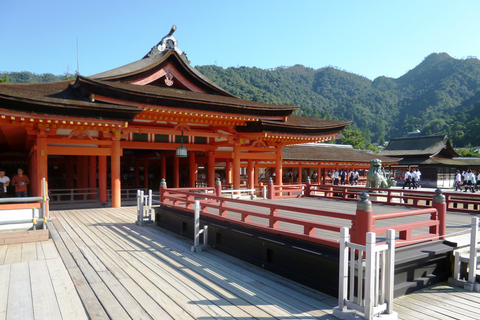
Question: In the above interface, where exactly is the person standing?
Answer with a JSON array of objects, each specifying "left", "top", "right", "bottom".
[
  {"left": 464, "top": 169, "right": 475, "bottom": 193},
  {"left": 0, "top": 169, "right": 10, "bottom": 197},
  {"left": 455, "top": 170, "right": 463, "bottom": 191},
  {"left": 11, "top": 168, "right": 29, "bottom": 197},
  {"left": 402, "top": 169, "right": 411, "bottom": 190},
  {"left": 353, "top": 169, "right": 359, "bottom": 185}
]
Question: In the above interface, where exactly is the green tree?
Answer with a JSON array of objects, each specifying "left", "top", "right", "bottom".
[{"left": 341, "top": 128, "right": 366, "bottom": 149}]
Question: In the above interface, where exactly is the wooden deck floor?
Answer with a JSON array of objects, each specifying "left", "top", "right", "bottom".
[
  {"left": 48, "top": 206, "right": 340, "bottom": 319},
  {"left": 1, "top": 198, "right": 479, "bottom": 319}
]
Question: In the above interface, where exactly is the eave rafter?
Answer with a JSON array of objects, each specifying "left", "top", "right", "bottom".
[
  {"left": 135, "top": 106, "right": 258, "bottom": 127},
  {"left": 0, "top": 112, "right": 127, "bottom": 134},
  {"left": 237, "top": 132, "right": 338, "bottom": 145}
]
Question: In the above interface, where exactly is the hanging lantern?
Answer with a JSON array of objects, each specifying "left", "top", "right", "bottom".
[{"left": 176, "top": 129, "right": 188, "bottom": 157}]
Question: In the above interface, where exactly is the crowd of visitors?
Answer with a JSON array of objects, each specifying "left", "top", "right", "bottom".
[
  {"left": 455, "top": 169, "right": 478, "bottom": 193},
  {"left": 0, "top": 168, "right": 29, "bottom": 197},
  {"left": 402, "top": 168, "right": 422, "bottom": 190}
]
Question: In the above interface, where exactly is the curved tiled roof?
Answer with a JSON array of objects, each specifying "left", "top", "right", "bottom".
[
  {"left": 237, "top": 115, "right": 350, "bottom": 135},
  {"left": 72, "top": 76, "right": 299, "bottom": 117},
  {"left": 379, "top": 135, "right": 459, "bottom": 158},
  {"left": 0, "top": 81, "right": 139, "bottom": 121},
  {"left": 283, "top": 143, "right": 399, "bottom": 163}
]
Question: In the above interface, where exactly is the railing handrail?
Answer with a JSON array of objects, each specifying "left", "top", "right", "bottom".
[
  {"left": 161, "top": 188, "right": 353, "bottom": 247},
  {"left": 373, "top": 207, "right": 437, "bottom": 220},
  {"left": 163, "top": 188, "right": 355, "bottom": 220},
  {"left": 160, "top": 184, "right": 447, "bottom": 249}
]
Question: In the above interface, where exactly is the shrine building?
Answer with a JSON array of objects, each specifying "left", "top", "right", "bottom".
[{"left": 0, "top": 26, "right": 353, "bottom": 207}]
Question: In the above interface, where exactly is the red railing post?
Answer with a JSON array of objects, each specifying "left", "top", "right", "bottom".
[
  {"left": 215, "top": 178, "right": 222, "bottom": 199},
  {"left": 353, "top": 191, "right": 373, "bottom": 246},
  {"left": 432, "top": 188, "right": 447, "bottom": 239},
  {"left": 267, "top": 178, "right": 274, "bottom": 199},
  {"left": 159, "top": 178, "right": 167, "bottom": 204}
]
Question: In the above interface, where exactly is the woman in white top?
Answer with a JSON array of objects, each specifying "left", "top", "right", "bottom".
[{"left": 455, "top": 170, "right": 462, "bottom": 191}]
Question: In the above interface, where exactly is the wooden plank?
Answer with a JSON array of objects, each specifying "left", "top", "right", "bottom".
[
  {"left": 47, "top": 215, "right": 109, "bottom": 320},
  {"left": 61, "top": 209, "right": 194, "bottom": 319},
  {"left": 35, "top": 241, "right": 45, "bottom": 260},
  {"left": 0, "top": 245, "right": 7, "bottom": 264},
  {"left": 396, "top": 292, "right": 478, "bottom": 320},
  {"left": 6, "top": 262, "right": 34, "bottom": 320},
  {"left": 78, "top": 210, "right": 228, "bottom": 319},
  {"left": 104, "top": 207, "right": 329, "bottom": 318},
  {"left": 3, "top": 244, "right": 22, "bottom": 265},
  {"left": 29, "top": 260, "right": 62, "bottom": 320},
  {"left": 45, "top": 221, "right": 77, "bottom": 269},
  {"left": 41, "top": 240, "right": 59, "bottom": 260},
  {"left": 21, "top": 242, "right": 37, "bottom": 263},
  {"left": 0, "top": 264, "right": 10, "bottom": 319},
  {"left": 107, "top": 207, "right": 337, "bottom": 317},
  {"left": 44, "top": 258, "right": 89, "bottom": 320},
  {"left": 90, "top": 282, "right": 131, "bottom": 320},
  {"left": 116, "top": 277, "right": 174, "bottom": 320},
  {"left": 66, "top": 267, "right": 109, "bottom": 320}
]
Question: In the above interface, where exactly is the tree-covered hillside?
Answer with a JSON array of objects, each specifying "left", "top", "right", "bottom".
[
  {"left": 196, "top": 53, "right": 480, "bottom": 147},
  {"left": 2, "top": 53, "right": 480, "bottom": 147}
]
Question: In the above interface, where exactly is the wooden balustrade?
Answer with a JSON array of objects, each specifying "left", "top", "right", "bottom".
[{"left": 159, "top": 181, "right": 447, "bottom": 248}]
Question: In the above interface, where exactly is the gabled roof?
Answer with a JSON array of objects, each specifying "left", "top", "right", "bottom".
[
  {"left": 72, "top": 75, "right": 299, "bottom": 117},
  {"left": 237, "top": 115, "right": 350, "bottom": 136},
  {"left": 283, "top": 143, "right": 399, "bottom": 163},
  {"left": 0, "top": 25, "right": 351, "bottom": 138},
  {"left": 0, "top": 81, "right": 139, "bottom": 121},
  {"left": 379, "top": 135, "right": 460, "bottom": 158}
]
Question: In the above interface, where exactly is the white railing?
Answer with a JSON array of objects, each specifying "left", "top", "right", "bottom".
[
  {"left": 334, "top": 227, "right": 397, "bottom": 320},
  {"left": 136, "top": 189, "right": 156, "bottom": 226},
  {"left": 49, "top": 188, "right": 98, "bottom": 203},
  {"left": 451, "top": 217, "right": 480, "bottom": 291},
  {"left": 191, "top": 200, "right": 208, "bottom": 252},
  {"left": 221, "top": 188, "right": 256, "bottom": 200},
  {"left": 0, "top": 178, "right": 49, "bottom": 230}
]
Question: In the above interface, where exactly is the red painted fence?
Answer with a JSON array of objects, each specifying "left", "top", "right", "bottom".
[{"left": 159, "top": 180, "right": 446, "bottom": 248}]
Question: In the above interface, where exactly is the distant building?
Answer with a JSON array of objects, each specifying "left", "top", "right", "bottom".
[{"left": 379, "top": 135, "right": 480, "bottom": 188}]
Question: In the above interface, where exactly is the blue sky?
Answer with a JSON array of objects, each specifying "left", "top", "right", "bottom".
[{"left": 2, "top": 0, "right": 480, "bottom": 80}]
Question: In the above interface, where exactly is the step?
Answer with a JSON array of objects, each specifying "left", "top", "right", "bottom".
[{"left": 0, "top": 229, "right": 49, "bottom": 244}]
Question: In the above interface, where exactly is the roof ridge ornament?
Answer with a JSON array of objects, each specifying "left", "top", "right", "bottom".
[{"left": 144, "top": 25, "right": 183, "bottom": 58}]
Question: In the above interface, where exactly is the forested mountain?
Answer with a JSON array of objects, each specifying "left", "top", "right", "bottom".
[
  {"left": 2, "top": 53, "right": 480, "bottom": 147},
  {"left": 196, "top": 53, "right": 480, "bottom": 148}
]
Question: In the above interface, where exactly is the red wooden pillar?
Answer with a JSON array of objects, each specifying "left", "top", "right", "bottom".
[
  {"left": 233, "top": 146, "right": 241, "bottom": 190},
  {"left": 432, "top": 189, "right": 447, "bottom": 238},
  {"left": 98, "top": 155, "right": 107, "bottom": 203},
  {"left": 188, "top": 151, "right": 197, "bottom": 187},
  {"left": 298, "top": 165, "right": 303, "bottom": 184},
  {"left": 354, "top": 192, "right": 373, "bottom": 245},
  {"left": 76, "top": 157, "right": 83, "bottom": 188},
  {"left": 275, "top": 147, "right": 283, "bottom": 185},
  {"left": 111, "top": 139, "right": 121, "bottom": 208},
  {"left": 225, "top": 160, "right": 232, "bottom": 185},
  {"left": 65, "top": 156, "right": 74, "bottom": 189},
  {"left": 173, "top": 155, "right": 179, "bottom": 188},
  {"left": 36, "top": 135, "right": 48, "bottom": 200},
  {"left": 254, "top": 164, "right": 259, "bottom": 187},
  {"left": 247, "top": 160, "right": 254, "bottom": 189},
  {"left": 144, "top": 157, "right": 149, "bottom": 189},
  {"left": 134, "top": 158, "right": 140, "bottom": 188},
  {"left": 89, "top": 156, "right": 97, "bottom": 199},
  {"left": 207, "top": 152, "right": 215, "bottom": 187},
  {"left": 161, "top": 156, "right": 166, "bottom": 181}
]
